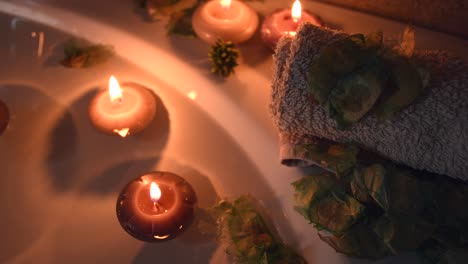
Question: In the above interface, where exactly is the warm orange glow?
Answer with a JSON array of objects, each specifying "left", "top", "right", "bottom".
[
  {"left": 291, "top": 0, "right": 302, "bottom": 23},
  {"left": 108, "top": 75, "right": 123, "bottom": 102},
  {"left": 220, "top": 0, "right": 231, "bottom": 9},
  {"left": 150, "top": 182, "right": 161, "bottom": 202},
  {"left": 113, "top": 128, "right": 130, "bottom": 138},
  {"left": 187, "top": 90, "right": 197, "bottom": 100}
]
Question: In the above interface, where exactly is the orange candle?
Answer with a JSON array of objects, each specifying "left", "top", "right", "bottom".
[
  {"left": 116, "top": 171, "right": 197, "bottom": 242},
  {"left": 88, "top": 76, "right": 156, "bottom": 137},
  {"left": 0, "top": 100, "right": 8, "bottom": 135}
]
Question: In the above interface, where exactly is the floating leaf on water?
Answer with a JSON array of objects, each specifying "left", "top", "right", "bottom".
[
  {"left": 61, "top": 38, "right": 114, "bottom": 68},
  {"left": 166, "top": 2, "right": 199, "bottom": 36}
]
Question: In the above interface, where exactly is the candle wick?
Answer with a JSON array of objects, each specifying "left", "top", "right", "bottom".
[{"left": 153, "top": 202, "right": 161, "bottom": 213}]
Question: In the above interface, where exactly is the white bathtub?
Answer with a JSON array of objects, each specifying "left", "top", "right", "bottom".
[{"left": 0, "top": 0, "right": 466, "bottom": 263}]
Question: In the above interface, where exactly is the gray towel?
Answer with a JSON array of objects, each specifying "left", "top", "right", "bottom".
[{"left": 271, "top": 23, "right": 468, "bottom": 180}]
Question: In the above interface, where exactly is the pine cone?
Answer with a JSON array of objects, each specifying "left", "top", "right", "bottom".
[{"left": 208, "top": 39, "right": 239, "bottom": 78}]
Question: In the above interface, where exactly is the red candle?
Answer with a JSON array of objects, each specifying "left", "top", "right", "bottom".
[
  {"left": 116, "top": 171, "right": 197, "bottom": 242},
  {"left": 0, "top": 100, "right": 9, "bottom": 135},
  {"left": 261, "top": 0, "right": 323, "bottom": 50}
]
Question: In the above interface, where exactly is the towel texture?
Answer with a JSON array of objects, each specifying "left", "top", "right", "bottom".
[{"left": 271, "top": 24, "right": 468, "bottom": 180}]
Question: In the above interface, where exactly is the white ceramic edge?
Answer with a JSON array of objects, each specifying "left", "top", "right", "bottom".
[{"left": 0, "top": 0, "right": 295, "bottom": 206}]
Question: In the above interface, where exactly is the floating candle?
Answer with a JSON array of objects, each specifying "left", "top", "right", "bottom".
[
  {"left": 0, "top": 100, "right": 9, "bottom": 135},
  {"left": 116, "top": 171, "right": 197, "bottom": 242},
  {"left": 88, "top": 76, "right": 156, "bottom": 137},
  {"left": 261, "top": 0, "right": 323, "bottom": 50},
  {"left": 192, "top": 0, "right": 259, "bottom": 44}
]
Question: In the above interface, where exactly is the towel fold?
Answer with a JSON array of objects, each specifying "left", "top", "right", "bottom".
[{"left": 271, "top": 24, "right": 468, "bottom": 180}]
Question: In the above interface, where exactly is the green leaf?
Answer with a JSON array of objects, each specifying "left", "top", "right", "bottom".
[
  {"left": 327, "top": 58, "right": 387, "bottom": 129},
  {"left": 292, "top": 173, "right": 336, "bottom": 219},
  {"left": 308, "top": 192, "right": 365, "bottom": 235},
  {"left": 373, "top": 214, "right": 435, "bottom": 251},
  {"left": 292, "top": 173, "right": 365, "bottom": 235},
  {"left": 350, "top": 164, "right": 389, "bottom": 210},
  {"left": 364, "top": 31, "right": 383, "bottom": 51},
  {"left": 319, "top": 222, "right": 393, "bottom": 259},
  {"left": 374, "top": 56, "right": 426, "bottom": 119},
  {"left": 166, "top": 2, "right": 199, "bottom": 36},
  {"left": 307, "top": 61, "right": 337, "bottom": 104},
  {"left": 302, "top": 141, "right": 359, "bottom": 177},
  {"left": 138, "top": 0, "right": 195, "bottom": 20},
  {"left": 61, "top": 38, "right": 114, "bottom": 68},
  {"left": 215, "top": 195, "right": 306, "bottom": 264}
]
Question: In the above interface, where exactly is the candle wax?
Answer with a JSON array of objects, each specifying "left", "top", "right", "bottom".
[
  {"left": 192, "top": 0, "right": 259, "bottom": 44},
  {"left": 261, "top": 8, "right": 323, "bottom": 50},
  {"left": 88, "top": 83, "right": 156, "bottom": 136},
  {"left": 0, "top": 100, "right": 9, "bottom": 135},
  {"left": 116, "top": 172, "right": 197, "bottom": 242}
]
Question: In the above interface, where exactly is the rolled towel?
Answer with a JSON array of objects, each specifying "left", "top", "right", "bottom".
[{"left": 271, "top": 23, "right": 468, "bottom": 180}]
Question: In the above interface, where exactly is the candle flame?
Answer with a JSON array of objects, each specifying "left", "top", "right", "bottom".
[
  {"left": 150, "top": 182, "right": 161, "bottom": 203},
  {"left": 291, "top": 0, "right": 302, "bottom": 23},
  {"left": 108, "top": 75, "right": 123, "bottom": 102},
  {"left": 220, "top": 0, "right": 231, "bottom": 10}
]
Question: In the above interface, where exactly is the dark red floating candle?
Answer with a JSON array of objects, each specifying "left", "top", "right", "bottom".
[
  {"left": 0, "top": 100, "right": 9, "bottom": 135},
  {"left": 116, "top": 171, "right": 197, "bottom": 242}
]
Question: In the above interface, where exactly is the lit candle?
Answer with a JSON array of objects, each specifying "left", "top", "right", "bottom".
[
  {"left": 0, "top": 100, "right": 8, "bottom": 136},
  {"left": 116, "top": 171, "right": 197, "bottom": 242},
  {"left": 261, "top": 0, "right": 323, "bottom": 50},
  {"left": 192, "top": 0, "right": 259, "bottom": 44},
  {"left": 88, "top": 76, "right": 156, "bottom": 137}
]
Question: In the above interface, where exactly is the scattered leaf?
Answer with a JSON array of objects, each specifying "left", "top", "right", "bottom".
[
  {"left": 215, "top": 195, "right": 306, "bottom": 264},
  {"left": 375, "top": 56, "right": 426, "bottom": 119},
  {"left": 327, "top": 58, "right": 387, "bottom": 129},
  {"left": 166, "top": 1, "right": 200, "bottom": 36},
  {"left": 302, "top": 141, "right": 359, "bottom": 176},
  {"left": 61, "top": 38, "right": 114, "bottom": 68},
  {"left": 319, "top": 222, "right": 393, "bottom": 259},
  {"left": 307, "top": 29, "right": 428, "bottom": 128}
]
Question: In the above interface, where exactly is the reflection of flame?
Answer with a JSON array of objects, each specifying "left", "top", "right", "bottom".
[
  {"left": 291, "top": 0, "right": 302, "bottom": 23},
  {"left": 220, "top": 0, "right": 231, "bottom": 10},
  {"left": 187, "top": 90, "right": 197, "bottom": 100},
  {"left": 109, "top": 75, "right": 123, "bottom": 102},
  {"left": 154, "top": 234, "right": 170, "bottom": 240},
  {"left": 150, "top": 182, "right": 162, "bottom": 202},
  {"left": 113, "top": 128, "right": 130, "bottom": 138}
]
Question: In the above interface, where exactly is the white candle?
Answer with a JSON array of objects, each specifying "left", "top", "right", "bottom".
[
  {"left": 88, "top": 76, "right": 156, "bottom": 137},
  {"left": 192, "top": 0, "right": 259, "bottom": 44}
]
